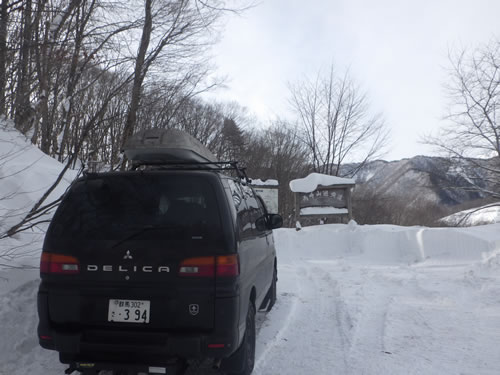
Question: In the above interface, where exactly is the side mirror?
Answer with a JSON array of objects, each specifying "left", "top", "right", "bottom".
[
  {"left": 268, "top": 214, "right": 283, "bottom": 229},
  {"left": 255, "top": 214, "right": 283, "bottom": 231}
]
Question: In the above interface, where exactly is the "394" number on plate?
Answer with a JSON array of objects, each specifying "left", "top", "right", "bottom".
[{"left": 108, "top": 299, "right": 150, "bottom": 323}]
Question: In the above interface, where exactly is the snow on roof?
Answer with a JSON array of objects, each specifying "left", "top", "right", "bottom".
[
  {"left": 289, "top": 173, "right": 355, "bottom": 193},
  {"left": 251, "top": 178, "right": 279, "bottom": 187},
  {"left": 440, "top": 203, "right": 500, "bottom": 226}
]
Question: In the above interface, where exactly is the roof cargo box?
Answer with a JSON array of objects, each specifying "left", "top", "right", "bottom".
[{"left": 123, "top": 128, "right": 217, "bottom": 164}]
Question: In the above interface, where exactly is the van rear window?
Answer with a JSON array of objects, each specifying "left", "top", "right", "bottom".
[{"left": 50, "top": 174, "right": 222, "bottom": 241}]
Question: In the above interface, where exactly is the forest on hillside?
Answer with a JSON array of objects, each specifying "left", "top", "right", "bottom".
[{"left": 0, "top": 0, "right": 498, "bottom": 231}]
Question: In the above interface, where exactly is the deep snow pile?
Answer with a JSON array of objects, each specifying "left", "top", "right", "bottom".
[
  {"left": 0, "top": 120, "right": 76, "bottom": 268},
  {"left": 441, "top": 203, "right": 500, "bottom": 226},
  {"left": 276, "top": 221, "right": 500, "bottom": 266},
  {"left": 1, "top": 222, "right": 500, "bottom": 374}
]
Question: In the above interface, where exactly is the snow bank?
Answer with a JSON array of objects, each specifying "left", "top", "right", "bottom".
[
  {"left": 441, "top": 203, "right": 500, "bottom": 226},
  {"left": 289, "top": 173, "right": 355, "bottom": 193},
  {"left": 0, "top": 120, "right": 77, "bottom": 268},
  {"left": 274, "top": 222, "right": 500, "bottom": 267}
]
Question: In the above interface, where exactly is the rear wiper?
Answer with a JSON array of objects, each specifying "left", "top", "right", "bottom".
[{"left": 110, "top": 225, "right": 177, "bottom": 248}]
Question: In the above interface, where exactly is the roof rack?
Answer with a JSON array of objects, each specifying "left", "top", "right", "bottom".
[{"left": 130, "top": 160, "right": 250, "bottom": 182}]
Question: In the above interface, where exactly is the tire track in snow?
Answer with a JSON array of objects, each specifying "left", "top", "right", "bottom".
[
  {"left": 253, "top": 264, "right": 301, "bottom": 372},
  {"left": 341, "top": 267, "right": 422, "bottom": 374},
  {"left": 343, "top": 290, "right": 392, "bottom": 374},
  {"left": 254, "top": 263, "right": 353, "bottom": 375},
  {"left": 0, "top": 277, "right": 61, "bottom": 375}
]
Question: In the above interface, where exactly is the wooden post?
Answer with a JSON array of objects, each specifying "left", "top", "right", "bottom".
[
  {"left": 294, "top": 192, "right": 300, "bottom": 227},
  {"left": 346, "top": 187, "right": 353, "bottom": 222}
]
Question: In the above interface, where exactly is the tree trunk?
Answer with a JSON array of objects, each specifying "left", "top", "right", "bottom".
[
  {"left": 0, "top": 0, "right": 8, "bottom": 115},
  {"left": 36, "top": 0, "right": 51, "bottom": 154},
  {"left": 121, "top": 0, "right": 152, "bottom": 156},
  {"left": 15, "top": 0, "right": 33, "bottom": 133}
]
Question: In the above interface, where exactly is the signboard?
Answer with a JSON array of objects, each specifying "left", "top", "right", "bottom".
[
  {"left": 295, "top": 185, "right": 353, "bottom": 224},
  {"left": 290, "top": 173, "right": 355, "bottom": 226},
  {"left": 299, "top": 188, "right": 346, "bottom": 208}
]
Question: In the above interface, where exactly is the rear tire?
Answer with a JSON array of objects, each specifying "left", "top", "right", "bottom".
[
  {"left": 225, "top": 302, "right": 256, "bottom": 375},
  {"left": 266, "top": 267, "right": 277, "bottom": 312}
]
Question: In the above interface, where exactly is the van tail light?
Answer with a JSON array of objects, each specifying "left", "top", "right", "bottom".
[
  {"left": 216, "top": 255, "right": 239, "bottom": 277},
  {"left": 40, "top": 253, "right": 80, "bottom": 274},
  {"left": 179, "top": 255, "right": 239, "bottom": 277}
]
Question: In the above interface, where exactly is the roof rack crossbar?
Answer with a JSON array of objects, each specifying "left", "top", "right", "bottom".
[{"left": 130, "top": 160, "right": 249, "bottom": 181}]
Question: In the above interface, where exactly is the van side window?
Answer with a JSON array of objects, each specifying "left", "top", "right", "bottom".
[
  {"left": 256, "top": 194, "right": 268, "bottom": 215},
  {"left": 228, "top": 179, "right": 250, "bottom": 235},
  {"left": 227, "top": 179, "right": 243, "bottom": 210},
  {"left": 241, "top": 185, "right": 265, "bottom": 232}
]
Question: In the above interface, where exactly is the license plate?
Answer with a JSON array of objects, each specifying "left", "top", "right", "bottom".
[{"left": 108, "top": 299, "right": 150, "bottom": 323}]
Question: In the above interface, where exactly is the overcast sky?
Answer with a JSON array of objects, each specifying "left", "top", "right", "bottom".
[{"left": 204, "top": 0, "right": 500, "bottom": 161}]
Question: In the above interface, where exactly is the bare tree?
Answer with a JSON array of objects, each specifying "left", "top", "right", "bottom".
[
  {"left": 425, "top": 40, "right": 500, "bottom": 201},
  {"left": 1, "top": 0, "right": 256, "bottom": 240},
  {"left": 288, "top": 65, "right": 389, "bottom": 176},
  {"left": 0, "top": 0, "right": 10, "bottom": 115},
  {"left": 120, "top": 0, "right": 244, "bottom": 157},
  {"left": 13, "top": 0, "right": 34, "bottom": 133},
  {"left": 170, "top": 98, "right": 225, "bottom": 146},
  {"left": 244, "top": 121, "right": 310, "bottom": 226},
  {"left": 4, "top": 71, "right": 131, "bottom": 238}
]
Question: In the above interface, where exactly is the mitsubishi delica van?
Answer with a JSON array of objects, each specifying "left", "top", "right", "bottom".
[{"left": 37, "top": 129, "right": 282, "bottom": 375}]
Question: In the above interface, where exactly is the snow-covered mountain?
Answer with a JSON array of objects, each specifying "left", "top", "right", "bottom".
[{"left": 346, "top": 155, "right": 495, "bottom": 206}]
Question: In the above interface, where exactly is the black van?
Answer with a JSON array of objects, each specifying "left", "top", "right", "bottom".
[{"left": 37, "top": 130, "right": 282, "bottom": 375}]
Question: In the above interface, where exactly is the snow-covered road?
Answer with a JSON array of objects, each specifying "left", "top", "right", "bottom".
[
  {"left": 1, "top": 223, "right": 500, "bottom": 374},
  {"left": 253, "top": 224, "right": 500, "bottom": 374},
  {"left": 255, "top": 260, "right": 500, "bottom": 374}
]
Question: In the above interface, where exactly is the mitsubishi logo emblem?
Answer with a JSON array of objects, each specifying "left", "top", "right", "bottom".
[
  {"left": 189, "top": 304, "right": 199, "bottom": 316},
  {"left": 123, "top": 250, "right": 133, "bottom": 260}
]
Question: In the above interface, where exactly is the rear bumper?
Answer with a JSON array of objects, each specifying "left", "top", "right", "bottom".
[
  {"left": 41, "top": 330, "right": 229, "bottom": 362},
  {"left": 40, "top": 325, "right": 238, "bottom": 365},
  {"left": 38, "top": 292, "right": 241, "bottom": 363}
]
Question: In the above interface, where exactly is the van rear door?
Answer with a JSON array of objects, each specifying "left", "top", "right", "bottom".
[{"left": 41, "top": 172, "right": 226, "bottom": 333}]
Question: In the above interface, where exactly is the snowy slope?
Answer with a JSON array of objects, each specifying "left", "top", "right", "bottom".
[
  {"left": 1, "top": 222, "right": 500, "bottom": 374},
  {"left": 441, "top": 203, "right": 500, "bottom": 226},
  {"left": 0, "top": 120, "right": 77, "bottom": 268}
]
